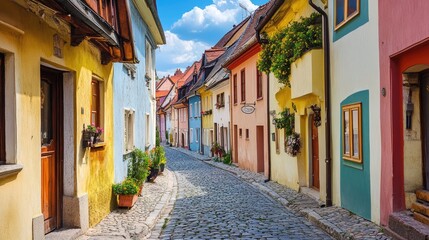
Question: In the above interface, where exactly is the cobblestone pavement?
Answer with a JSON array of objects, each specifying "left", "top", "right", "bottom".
[
  {"left": 171, "top": 146, "right": 391, "bottom": 240},
  {"left": 78, "top": 169, "right": 175, "bottom": 240},
  {"left": 157, "top": 147, "right": 332, "bottom": 240}
]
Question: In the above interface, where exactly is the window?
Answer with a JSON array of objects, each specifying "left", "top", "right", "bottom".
[
  {"left": 257, "top": 68, "right": 263, "bottom": 99},
  {"left": 342, "top": 103, "right": 362, "bottom": 163},
  {"left": 190, "top": 128, "right": 193, "bottom": 143},
  {"left": 145, "top": 40, "right": 153, "bottom": 88},
  {"left": 245, "top": 129, "right": 249, "bottom": 139},
  {"left": 196, "top": 128, "right": 200, "bottom": 143},
  {"left": 198, "top": 101, "right": 201, "bottom": 117},
  {"left": 216, "top": 93, "right": 225, "bottom": 108},
  {"left": 335, "top": 0, "right": 360, "bottom": 29},
  {"left": 233, "top": 74, "right": 237, "bottom": 104},
  {"left": 240, "top": 69, "right": 246, "bottom": 102},
  {"left": 91, "top": 79, "right": 100, "bottom": 127},
  {"left": 0, "top": 53, "right": 4, "bottom": 164},
  {"left": 145, "top": 114, "right": 150, "bottom": 147},
  {"left": 190, "top": 103, "right": 193, "bottom": 118},
  {"left": 275, "top": 128, "right": 280, "bottom": 154},
  {"left": 239, "top": 128, "right": 242, "bottom": 138},
  {"left": 124, "top": 109, "right": 135, "bottom": 153}
]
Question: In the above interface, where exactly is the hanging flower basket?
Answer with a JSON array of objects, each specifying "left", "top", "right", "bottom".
[{"left": 286, "top": 132, "right": 301, "bottom": 157}]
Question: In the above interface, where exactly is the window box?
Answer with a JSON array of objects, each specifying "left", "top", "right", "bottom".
[{"left": 290, "top": 49, "right": 324, "bottom": 100}]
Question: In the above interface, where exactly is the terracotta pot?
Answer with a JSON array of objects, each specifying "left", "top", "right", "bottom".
[{"left": 117, "top": 194, "right": 138, "bottom": 208}]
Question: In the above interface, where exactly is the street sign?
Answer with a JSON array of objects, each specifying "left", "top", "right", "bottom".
[{"left": 241, "top": 105, "right": 255, "bottom": 114}]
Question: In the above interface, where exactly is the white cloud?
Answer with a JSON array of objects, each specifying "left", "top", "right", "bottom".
[
  {"left": 237, "top": 0, "right": 258, "bottom": 12},
  {"left": 172, "top": 4, "right": 239, "bottom": 31},
  {"left": 156, "top": 31, "right": 210, "bottom": 77}
]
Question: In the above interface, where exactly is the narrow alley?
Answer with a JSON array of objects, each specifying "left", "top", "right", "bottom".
[{"left": 157, "top": 147, "right": 331, "bottom": 239}]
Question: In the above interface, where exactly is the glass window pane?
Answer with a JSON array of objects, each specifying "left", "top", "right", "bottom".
[
  {"left": 343, "top": 110, "right": 350, "bottom": 155},
  {"left": 336, "top": 0, "right": 345, "bottom": 25},
  {"left": 348, "top": 0, "right": 358, "bottom": 16},
  {"left": 352, "top": 109, "right": 360, "bottom": 157},
  {"left": 41, "top": 81, "right": 53, "bottom": 146}
]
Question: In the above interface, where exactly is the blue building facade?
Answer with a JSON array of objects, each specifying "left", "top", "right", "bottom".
[
  {"left": 188, "top": 95, "right": 201, "bottom": 152},
  {"left": 113, "top": 1, "right": 165, "bottom": 183}
]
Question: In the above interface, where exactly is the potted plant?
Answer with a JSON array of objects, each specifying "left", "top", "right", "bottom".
[
  {"left": 127, "top": 148, "right": 150, "bottom": 195},
  {"left": 82, "top": 124, "right": 99, "bottom": 147},
  {"left": 157, "top": 146, "right": 167, "bottom": 173},
  {"left": 211, "top": 142, "right": 219, "bottom": 157},
  {"left": 147, "top": 148, "right": 160, "bottom": 182},
  {"left": 112, "top": 178, "right": 139, "bottom": 208}
]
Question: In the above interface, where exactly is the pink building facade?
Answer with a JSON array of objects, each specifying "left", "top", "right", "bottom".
[{"left": 379, "top": 0, "right": 429, "bottom": 226}]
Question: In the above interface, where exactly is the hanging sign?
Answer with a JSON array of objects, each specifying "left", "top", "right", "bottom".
[{"left": 241, "top": 105, "right": 255, "bottom": 114}]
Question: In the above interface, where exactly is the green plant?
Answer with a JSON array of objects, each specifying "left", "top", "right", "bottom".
[
  {"left": 156, "top": 129, "right": 161, "bottom": 147},
  {"left": 150, "top": 148, "right": 160, "bottom": 169},
  {"left": 127, "top": 148, "right": 150, "bottom": 186},
  {"left": 258, "top": 13, "right": 322, "bottom": 86},
  {"left": 169, "top": 133, "right": 173, "bottom": 144},
  {"left": 223, "top": 151, "right": 232, "bottom": 165},
  {"left": 285, "top": 132, "right": 301, "bottom": 157},
  {"left": 112, "top": 178, "right": 139, "bottom": 195},
  {"left": 157, "top": 146, "right": 167, "bottom": 165},
  {"left": 165, "top": 130, "right": 169, "bottom": 143},
  {"left": 274, "top": 108, "right": 295, "bottom": 136}
]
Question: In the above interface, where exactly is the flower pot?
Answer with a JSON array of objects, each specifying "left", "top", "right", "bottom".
[
  {"left": 147, "top": 168, "right": 159, "bottom": 182},
  {"left": 160, "top": 163, "right": 165, "bottom": 173},
  {"left": 117, "top": 194, "right": 138, "bottom": 208}
]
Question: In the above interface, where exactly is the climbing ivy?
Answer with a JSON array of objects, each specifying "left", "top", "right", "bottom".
[{"left": 258, "top": 13, "right": 322, "bottom": 87}]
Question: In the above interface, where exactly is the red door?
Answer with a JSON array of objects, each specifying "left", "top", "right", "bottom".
[
  {"left": 41, "top": 67, "right": 62, "bottom": 234},
  {"left": 257, "top": 126, "right": 264, "bottom": 173},
  {"left": 311, "top": 115, "right": 320, "bottom": 189}
]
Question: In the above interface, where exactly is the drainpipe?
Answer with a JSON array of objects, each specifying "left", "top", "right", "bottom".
[
  {"left": 177, "top": 108, "right": 180, "bottom": 148},
  {"left": 309, "top": 0, "right": 332, "bottom": 207},
  {"left": 200, "top": 96, "right": 204, "bottom": 155},
  {"left": 265, "top": 73, "right": 271, "bottom": 182}
]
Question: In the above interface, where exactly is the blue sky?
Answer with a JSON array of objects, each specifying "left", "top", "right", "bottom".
[{"left": 156, "top": 0, "right": 268, "bottom": 78}]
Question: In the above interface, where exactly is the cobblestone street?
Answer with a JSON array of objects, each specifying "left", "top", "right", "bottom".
[{"left": 157, "top": 147, "right": 332, "bottom": 239}]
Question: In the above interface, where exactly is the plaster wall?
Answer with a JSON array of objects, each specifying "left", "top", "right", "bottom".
[
  {"left": 113, "top": 1, "right": 157, "bottom": 183},
  {"left": 177, "top": 107, "right": 188, "bottom": 148},
  {"left": 379, "top": 0, "right": 429, "bottom": 225},
  {"left": 212, "top": 81, "right": 230, "bottom": 152},
  {"left": 201, "top": 90, "right": 213, "bottom": 156},
  {"left": 231, "top": 54, "right": 268, "bottom": 176},
  {"left": 0, "top": 1, "right": 114, "bottom": 238},
  {"left": 189, "top": 95, "right": 201, "bottom": 152},
  {"left": 329, "top": 0, "right": 380, "bottom": 223}
]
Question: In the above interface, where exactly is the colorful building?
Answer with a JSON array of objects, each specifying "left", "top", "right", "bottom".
[
  {"left": 156, "top": 77, "right": 175, "bottom": 143},
  {"left": 224, "top": 2, "right": 272, "bottom": 176},
  {"left": 113, "top": 0, "right": 165, "bottom": 183},
  {"left": 379, "top": 0, "right": 429, "bottom": 233},
  {"left": 0, "top": 0, "right": 135, "bottom": 238},
  {"left": 328, "top": 0, "right": 380, "bottom": 222}
]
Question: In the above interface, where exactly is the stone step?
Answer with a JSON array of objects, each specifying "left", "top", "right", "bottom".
[
  {"left": 414, "top": 212, "right": 429, "bottom": 226},
  {"left": 411, "top": 202, "right": 429, "bottom": 218},
  {"left": 388, "top": 211, "right": 429, "bottom": 240},
  {"left": 416, "top": 190, "right": 429, "bottom": 202}
]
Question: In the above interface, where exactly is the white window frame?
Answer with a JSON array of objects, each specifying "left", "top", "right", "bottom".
[
  {"left": 124, "top": 108, "right": 135, "bottom": 154},
  {"left": 190, "top": 103, "right": 193, "bottom": 118}
]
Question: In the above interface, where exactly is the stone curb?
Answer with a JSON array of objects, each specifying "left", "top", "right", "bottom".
[
  {"left": 168, "top": 147, "right": 380, "bottom": 240},
  {"left": 140, "top": 168, "right": 178, "bottom": 240}
]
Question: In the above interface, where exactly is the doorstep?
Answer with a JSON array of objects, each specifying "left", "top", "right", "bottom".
[{"left": 45, "top": 228, "right": 82, "bottom": 240}]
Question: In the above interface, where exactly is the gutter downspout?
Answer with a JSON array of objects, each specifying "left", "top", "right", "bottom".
[
  {"left": 200, "top": 95, "right": 204, "bottom": 155},
  {"left": 265, "top": 73, "right": 271, "bottom": 182},
  {"left": 309, "top": 0, "right": 332, "bottom": 207}
]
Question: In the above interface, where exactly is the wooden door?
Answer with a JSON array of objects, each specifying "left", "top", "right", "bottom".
[
  {"left": 420, "top": 71, "right": 429, "bottom": 189},
  {"left": 256, "top": 126, "right": 264, "bottom": 173},
  {"left": 311, "top": 115, "right": 320, "bottom": 189},
  {"left": 41, "top": 67, "right": 62, "bottom": 234}
]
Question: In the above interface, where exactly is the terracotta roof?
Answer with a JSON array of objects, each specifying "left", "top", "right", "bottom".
[
  {"left": 177, "top": 61, "right": 201, "bottom": 88},
  {"left": 224, "top": 1, "right": 275, "bottom": 67},
  {"left": 156, "top": 90, "right": 169, "bottom": 98},
  {"left": 169, "top": 69, "right": 184, "bottom": 83},
  {"left": 205, "top": 48, "right": 226, "bottom": 63},
  {"left": 214, "top": 16, "right": 251, "bottom": 48}
]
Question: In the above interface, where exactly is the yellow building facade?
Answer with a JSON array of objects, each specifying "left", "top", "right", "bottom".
[
  {"left": 0, "top": 1, "right": 118, "bottom": 238},
  {"left": 199, "top": 87, "right": 214, "bottom": 156},
  {"left": 261, "top": 0, "right": 327, "bottom": 200}
]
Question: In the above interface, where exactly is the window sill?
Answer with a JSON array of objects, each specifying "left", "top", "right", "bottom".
[
  {"left": 91, "top": 142, "right": 106, "bottom": 148},
  {"left": 256, "top": 97, "right": 263, "bottom": 101},
  {"left": 0, "top": 164, "right": 23, "bottom": 179}
]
